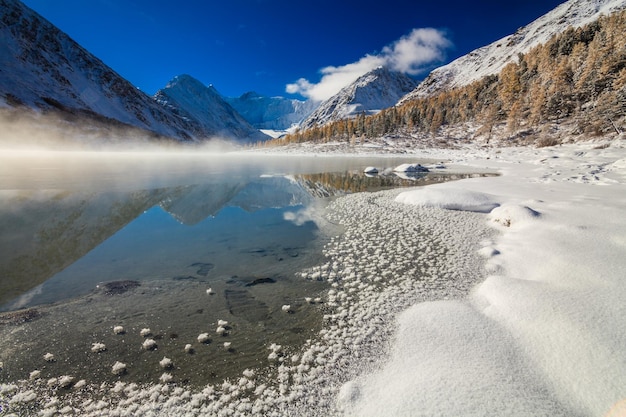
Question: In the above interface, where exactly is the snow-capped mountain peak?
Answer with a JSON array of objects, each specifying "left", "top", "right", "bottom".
[
  {"left": 154, "top": 75, "right": 268, "bottom": 142},
  {"left": 164, "top": 74, "right": 207, "bottom": 92},
  {"left": 300, "top": 66, "right": 418, "bottom": 129},
  {"left": 399, "top": 0, "right": 626, "bottom": 102},
  {"left": 0, "top": 0, "right": 268, "bottom": 143}
]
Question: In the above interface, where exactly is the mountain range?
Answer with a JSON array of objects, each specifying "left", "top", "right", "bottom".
[
  {"left": 154, "top": 75, "right": 267, "bottom": 142},
  {"left": 0, "top": 0, "right": 266, "bottom": 143},
  {"left": 1, "top": 0, "right": 624, "bottom": 144},
  {"left": 225, "top": 92, "right": 317, "bottom": 131}
]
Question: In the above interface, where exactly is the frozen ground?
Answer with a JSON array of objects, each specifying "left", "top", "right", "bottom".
[{"left": 2, "top": 136, "right": 626, "bottom": 416}]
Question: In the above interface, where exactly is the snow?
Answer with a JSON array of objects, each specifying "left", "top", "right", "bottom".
[
  {"left": 259, "top": 129, "right": 286, "bottom": 138},
  {"left": 392, "top": 163, "right": 429, "bottom": 173},
  {"left": 337, "top": 301, "right": 570, "bottom": 417},
  {"left": 340, "top": 138, "right": 626, "bottom": 416},
  {"left": 395, "top": 187, "right": 499, "bottom": 213}
]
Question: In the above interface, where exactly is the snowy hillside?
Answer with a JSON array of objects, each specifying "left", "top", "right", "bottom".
[
  {"left": 154, "top": 75, "right": 268, "bottom": 142},
  {"left": 225, "top": 92, "right": 317, "bottom": 130},
  {"left": 300, "top": 67, "right": 418, "bottom": 129},
  {"left": 0, "top": 0, "right": 212, "bottom": 141},
  {"left": 399, "top": 0, "right": 626, "bottom": 102},
  {"left": 0, "top": 0, "right": 268, "bottom": 143}
]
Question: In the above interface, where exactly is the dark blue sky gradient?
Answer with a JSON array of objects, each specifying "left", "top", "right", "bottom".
[{"left": 21, "top": 0, "right": 565, "bottom": 98}]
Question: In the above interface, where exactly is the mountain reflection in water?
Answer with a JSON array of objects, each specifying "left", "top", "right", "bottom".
[
  {"left": 0, "top": 151, "right": 497, "bottom": 388},
  {"left": 0, "top": 152, "right": 491, "bottom": 310}
]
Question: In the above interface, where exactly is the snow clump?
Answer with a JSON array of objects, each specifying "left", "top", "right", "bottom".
[{"left": 395, "top": 187, "right": 499, "bottom": 213}]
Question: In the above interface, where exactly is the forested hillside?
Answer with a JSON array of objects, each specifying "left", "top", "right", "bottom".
[{"left": 265, "top": 11, "right": 626, "bottom": 147}]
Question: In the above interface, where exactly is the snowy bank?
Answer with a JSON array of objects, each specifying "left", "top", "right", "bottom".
[{"left": 341, "top": 139, "right": 626, "bottom": 416}]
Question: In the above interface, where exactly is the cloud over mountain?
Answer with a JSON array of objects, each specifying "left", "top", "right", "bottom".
[{"left": 286, "top": 28, "right": 451, "bottom": 101}]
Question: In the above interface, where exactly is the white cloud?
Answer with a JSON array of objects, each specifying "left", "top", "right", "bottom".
[
  {"left": 286, "top": 54, "right": 385, "bottom": 102},
  {"left": 383, "top": 28, "right": 452, "bottom": 75},
  {"left": 286, "top": 28, "right": 451, "bottom": 102},
  {"left": 283, "top": 207, "right": 315, "bottom": 226}
]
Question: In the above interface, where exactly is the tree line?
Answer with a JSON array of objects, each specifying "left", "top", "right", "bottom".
[{"left": 257, "top": 11, "right": 626, "bottom": 147}]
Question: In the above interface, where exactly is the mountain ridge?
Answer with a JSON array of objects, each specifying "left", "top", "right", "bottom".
[
  {"left": 0, "top": 0, "right": 203, "bottom": 141},
  {"left": 0, "top": 0, "right": 266, "bottom": 143},
  {"left": 154, "top": 74, "right": 268, "bottom": 142},
  {"left": 399, "top": 0, "right": 626, "bottom": 103},
  {"left": 299, "top": 66, "right": 418, "bottom": 129}
]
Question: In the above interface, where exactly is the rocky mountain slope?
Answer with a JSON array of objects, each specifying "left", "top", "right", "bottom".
[
  {"left": 399, "top": 0, "right": 626, "bottom": 102},
  {"left": 300, "top": 66, "right": 417, "bottom": 129}
]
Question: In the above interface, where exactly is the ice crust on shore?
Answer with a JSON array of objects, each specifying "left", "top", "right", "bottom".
[{"left": 340, "top": 140, "right": 626, "bottom": 416}]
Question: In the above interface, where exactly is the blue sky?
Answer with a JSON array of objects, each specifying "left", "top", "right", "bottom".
[{"left": 21, "top": 0, "right": 565, "bottom": 100}]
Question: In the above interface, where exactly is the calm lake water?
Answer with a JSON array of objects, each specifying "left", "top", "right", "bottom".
[{"left": 0, "top": 150, "right": 472, "bottom": 387}]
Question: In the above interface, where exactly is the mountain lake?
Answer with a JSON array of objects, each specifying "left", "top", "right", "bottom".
[{"left": 0, "top": 150, "right": 489, "bottom": 390}]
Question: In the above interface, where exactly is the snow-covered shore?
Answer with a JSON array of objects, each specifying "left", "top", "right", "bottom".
[{"left": 338, "top": 138, "right": 626, "bottom": 416}]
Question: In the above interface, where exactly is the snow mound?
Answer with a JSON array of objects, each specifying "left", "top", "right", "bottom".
[
  {"left": 337, "top": 300, "right": 569, "bottom": 417},
  {"left": 609, "top": 158, "right": 626, "bottom": 169},
  {"left": 607, "top": 158, "right": 626, "bottom": 179},
  {"left": 393, "top": 163, "right": 429, "bottom": 173},
  {"left": 488, "top": 204, "right": 541, "bottom": 228},
  {"left": 395, "top": 188, "right": 499, "bottom": 213}
]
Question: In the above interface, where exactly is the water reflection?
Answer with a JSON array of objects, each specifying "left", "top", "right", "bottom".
[
  {"left": 298, "top": 170, "right": 466, "bottom": 195},
  {"left": 0, "top": 188, "right": 168, "bottom": 307},
  {"left": 0, "top": 152, "right": 494, "bottom": 311},
  {"left": 0, "top": 177, "right": 322, "bottom": 311},
  {"left": 0, "top": 151, "right": 494, "bottom": 388},
  {"left": 1, "top": 152, "right": 437, "bottom": 310}
]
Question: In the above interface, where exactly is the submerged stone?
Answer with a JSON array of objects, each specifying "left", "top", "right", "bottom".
[
  {"left": 189, "top": 262, "right": 214, "bottom": 277},
  {"left": 245, "top": 277, "right": 277, "bottom": 287},
  {"left": 225, "top": 289, "right": 270, "bottom": 322},
  {"left": 97, "top": 280, "right": 141, "bottom": 295}
]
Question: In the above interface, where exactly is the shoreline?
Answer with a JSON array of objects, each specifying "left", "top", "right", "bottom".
[
  {"left": 2, "top": 139, "right": 626, "bottom": 416},
  {"left": 339, "top": 138, "right": 626, "bottom": 416}
]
